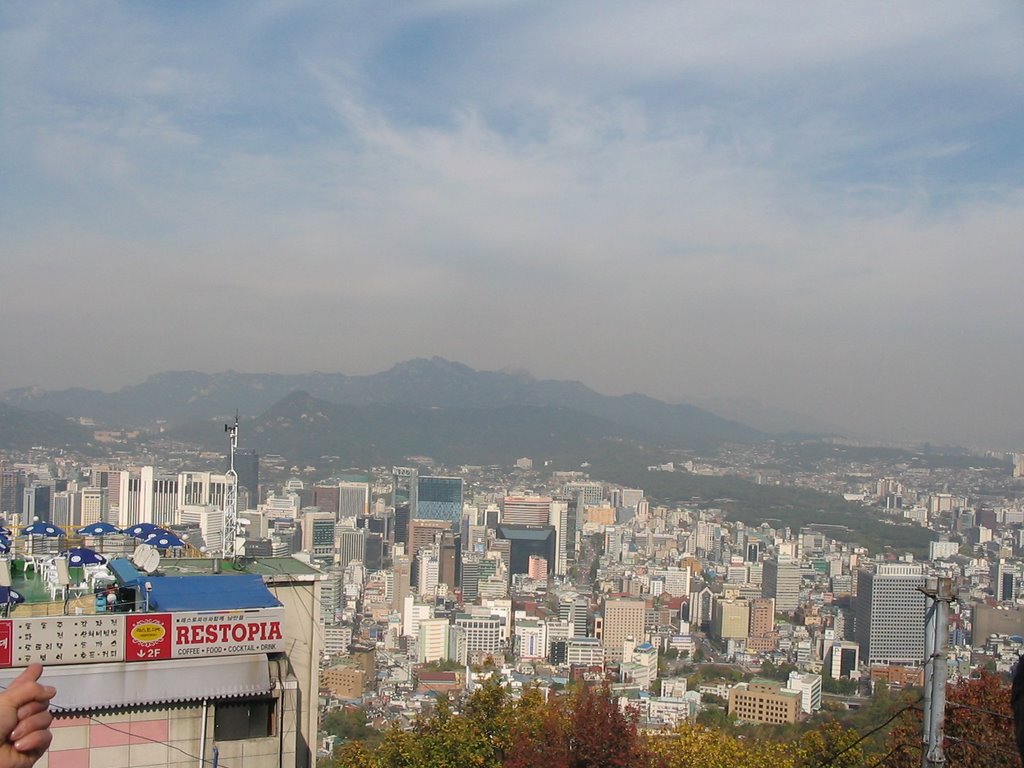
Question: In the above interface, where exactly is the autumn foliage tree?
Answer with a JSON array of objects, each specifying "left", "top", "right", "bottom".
[
  {"left": 886, "top": 671, "right": 1018, "bottom": 768},
  {"left": 326, "top": 677, "right": 870, "bottom": 768}
]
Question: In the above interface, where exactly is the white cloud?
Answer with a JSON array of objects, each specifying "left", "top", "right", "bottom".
[{"left": 1, "top": 1, "right": 1023, "bottom": 443}]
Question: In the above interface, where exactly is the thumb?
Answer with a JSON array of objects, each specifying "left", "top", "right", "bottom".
[{"left": 1, "top": 676, "right": 55, "bottom": 711}]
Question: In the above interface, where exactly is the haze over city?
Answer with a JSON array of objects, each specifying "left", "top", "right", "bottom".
[{"left": 3, "top": 2, "right": 1023, "bottom": 445}]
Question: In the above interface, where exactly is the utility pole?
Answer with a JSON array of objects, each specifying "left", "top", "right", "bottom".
[{"left": 919, "top": 576, "right": 954, "bottom": 767}]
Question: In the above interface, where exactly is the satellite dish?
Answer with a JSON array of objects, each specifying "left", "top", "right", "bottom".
[{"left": 131, "top": 544, "right": 161, "bottom": 574}]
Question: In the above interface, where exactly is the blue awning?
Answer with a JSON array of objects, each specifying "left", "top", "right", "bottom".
[
  {"left": 108, "top": 558, "right": 143, "bottom": 585},
  {"left": 146, "top": 573, "right": 281, "bottom": 611}
]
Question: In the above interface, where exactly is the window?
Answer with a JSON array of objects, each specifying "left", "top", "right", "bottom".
[{"left": 214, "top": 697, "right": 276, "bottom": 741}]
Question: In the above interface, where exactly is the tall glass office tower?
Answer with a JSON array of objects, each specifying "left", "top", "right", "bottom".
[{"left": 414, "top": 476, "right": 463, "bottom": 524}]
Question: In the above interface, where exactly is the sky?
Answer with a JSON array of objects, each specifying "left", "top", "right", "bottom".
[{"left": 2, "top": 1, "right": 1023, "bottom": 446}]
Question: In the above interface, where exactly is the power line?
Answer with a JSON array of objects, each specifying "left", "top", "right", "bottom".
[
  {"left": 812, "top": 699, "right": 921, "bottom": 768},
  {"left": 864, "top": 743, "right": 913, "bottom": 768},
  {"left": 0, "top": 680, "right": 234, "bottom": 768},
  {"left": 947, "top": 700, "right": 1014, "bottom": 721},
  {"left": 946, "top": 734, "right": 1021, "bottom": 760}
]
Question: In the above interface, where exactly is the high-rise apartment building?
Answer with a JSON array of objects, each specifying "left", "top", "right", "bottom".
[
  {"left": 550, "top": 500, "right": 569, "bottom": 576},
  {"left": 1, "top": 469, "right": 26, "bottom": 519},
  {"left": 391, "top": 554, "right": 412, "bottom": 611},
  {"left": 602, "top": 597, "right": 646, "bottom": 663},
  {"left": 417, "top": 618, "right": 449, "bottom": 662},
  {"left": 854, "top": 563, "right": 926, "bottom": 665},
  {"left": 80, "top": 487, "right": 108, "bottom": 526},
  {"left": 762, "top": 558, "right": 802, "bottom": 613}
]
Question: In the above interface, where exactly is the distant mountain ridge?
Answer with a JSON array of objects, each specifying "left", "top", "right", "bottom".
[
  {"left": 170, "top": 391, "right": 659, "bottom": 465},
  {"left": 2, "top": 357, "right": 763, "bottom": 447},
  {"left": 0, "top": 403, "right": 90, "bottom": 450}
]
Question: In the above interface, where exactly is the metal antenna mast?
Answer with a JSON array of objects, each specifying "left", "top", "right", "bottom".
[
  {"left": 920, "top": 576, "right": 954, "bottom": 768},
  {"left": 223, "top": 412, "right": 240, "bottom": 558}
]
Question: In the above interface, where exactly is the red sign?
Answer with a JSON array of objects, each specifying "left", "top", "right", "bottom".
[
  {"left": 0, "top": 622, "right": 11, "bottom": 667},
  {"left": 125, "top": 614, "right": 172, "bottom": 661}
]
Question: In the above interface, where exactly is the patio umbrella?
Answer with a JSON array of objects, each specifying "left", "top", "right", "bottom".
[
  {"left": 0, "top": 526, "right": 12, "bottom": 537},
  {"left": 144, "top": 532, "right": 185, "bottom": 549},
  {"left": 23, "top": 523, "right": 65, "bottom": 537},
  {"left": 78, "top": 522, "right": 119, "bottom": 536},
  {"left": 122, "top": 523, "right": 166, "bottom": 539},
  {"left": 0, "top": 540, "right": 9, "bottom": 554},
  {"left": 62, "top": 547, "right": 107, "bottom": 566},
  {"left": 0, "top": 587, "right": 24, "bottom": 604}
]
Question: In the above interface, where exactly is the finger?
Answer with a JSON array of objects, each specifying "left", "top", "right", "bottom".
[
  {"left": 15, "top": 700, "right": 47, "bottom": 722},
  {"left": 5, "top": 664, "right": 42, "bottom": 690},
  {"left": 0, "top": 681, "right": 56, "bottom": 710},
  {"left": 13, "top": 728, "right": 52, "bottom": 756},
  {"left": 9, "top": 710, "right": 52, "bottom": 744}
]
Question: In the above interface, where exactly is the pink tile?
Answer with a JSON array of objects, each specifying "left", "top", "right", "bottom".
[
  {"left": 49, "top": 749, "right": 90, "bottom": 768},
  {"left": 53, "top": 717, "right": 90, "bottom": 728},
  {"left": 89, "top": 722, "right": 131, "bottom": 747},
  {"left": 128, "top": 719, "right": 168, "bottom": 745}
]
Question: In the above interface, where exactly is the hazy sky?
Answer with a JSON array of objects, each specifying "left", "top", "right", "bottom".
[{"left": 2, "top": 2, "right": 1023, "bottom": 445}]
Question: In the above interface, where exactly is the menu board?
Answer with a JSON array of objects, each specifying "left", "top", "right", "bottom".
[{"left": 4, "top": 615, "right": 124, "bottom": 666}]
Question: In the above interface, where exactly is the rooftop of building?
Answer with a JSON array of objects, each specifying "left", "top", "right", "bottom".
[{"left": 5, "top": 554, "right": 321, "bottom": 614}]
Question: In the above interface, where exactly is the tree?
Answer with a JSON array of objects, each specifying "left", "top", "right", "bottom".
[
  {"left": 568, "top": 683, "right": 647, "bottom": 768},
  {"left": 794, "top": 721, "right": 863, "bottom": 768},
  {"left": 322, "top": 707, "right": 382, "bottom": 746},
  {"left": 886, "top": 671, "right": 1018, "bottom": 768},
  {"left": 647, "top": 723, "right": 795, "bottom": 768}
]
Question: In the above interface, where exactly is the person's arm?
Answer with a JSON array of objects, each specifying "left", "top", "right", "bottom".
[{"left": 0, "top": 665, "right": 56, "bottom": 768}]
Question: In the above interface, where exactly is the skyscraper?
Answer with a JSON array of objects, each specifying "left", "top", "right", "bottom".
[
  {"left": 495, "top": 524, "right": 555, "bottom": 581},
  {"left": 339, "top": 482, "right": 370, "bottom": 520},
  {"left": 500, "top": 496, "right": 551, "bottom": 526},
  {"left": 415, "top": 476, "right": 463, "bottom": 524},
  {"left": 762, "top": 558, "right": 801, "bottom": 613},
  {"left": 855, "top": 563, "right": 926, "bottom": 665},
  {"left": 602, "top": 597, "right": 646, "bottom": 663},
  {"left": 233, "top": 449, "right": 259, "bottom": 507}
]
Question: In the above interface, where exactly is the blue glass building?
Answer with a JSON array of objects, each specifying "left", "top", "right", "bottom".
[{"left": 414, "top": 476, "right": 463, "bottom": 524}]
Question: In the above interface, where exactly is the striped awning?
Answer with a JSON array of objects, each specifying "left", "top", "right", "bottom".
[{"left": 0, "top": 654, "right": 271, "bottom": 712}]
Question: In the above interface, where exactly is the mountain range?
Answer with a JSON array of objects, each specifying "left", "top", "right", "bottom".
[{"left": 1, "top": 358, "right": 770, "bottom": 459}]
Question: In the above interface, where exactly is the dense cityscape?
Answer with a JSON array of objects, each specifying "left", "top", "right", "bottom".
[
  {"left": 4, "top": 2, "right": 1022, "bottom": 766},
  {"left": 1, "top": 393, "right": 1022, "bottom": 765}
]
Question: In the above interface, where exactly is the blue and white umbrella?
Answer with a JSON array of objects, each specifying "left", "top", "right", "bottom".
[
  {"left": 144, "top": 532, "right": 185, "bottom": 549},
  {"left": 78, "top": 522, "right": 119, "bottom": 536},
  {"left": 0, "top": 540, "right": 9, "bottom": 554},
  {"left": 0, "top": 587, "right": 24, "bottom": 604},
  {"left": 0, "top": 526, "right": 12, "bottom": 537},
  {"left": 62, "top": 547, "right": 107, "bottom": 566},
  {"left": 122, "top": 523, "right": 166, "bottom": 539},
  {"left": 22, "top": 523, "right": 65, "bottom": 538}
]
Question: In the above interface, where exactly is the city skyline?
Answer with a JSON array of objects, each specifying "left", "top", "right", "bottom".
[{"left": 3, "top": 2, "right": 1023, "bottom": 446}]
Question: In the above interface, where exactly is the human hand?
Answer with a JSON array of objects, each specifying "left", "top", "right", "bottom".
[{"left": 0, "top": 665, "right": 56, "bottom": 768}]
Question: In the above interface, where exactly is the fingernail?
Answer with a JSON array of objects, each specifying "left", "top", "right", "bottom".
[{"left": 44, "top": 686, "right": 56, "bottom": 696}]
